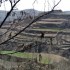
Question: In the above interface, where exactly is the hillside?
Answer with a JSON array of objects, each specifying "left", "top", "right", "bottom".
[
  {"left": 0, "top": 10, "right": 70, "bottom": 70},
  {"left": 0, "top": 9, "right": 41, "bottom": 22}
]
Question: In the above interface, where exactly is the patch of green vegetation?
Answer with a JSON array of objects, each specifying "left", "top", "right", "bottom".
[
  {"left": 31, "top": 28, "right": 62, "bottom": 32},
  {"left": 0, "top": 51, "right": 15, "bottom": 54},
  {"left": 38, "top": 57, "right": 50, "bottom": 64},
  {"left": 0, "top": 51, "right": 33, "bottom": 58},
  {"left": 0, "top": 51, "right": 50, "bottom": 64},
  {"left": 9, "top": 52, "right": 34, "bottom": 58}
]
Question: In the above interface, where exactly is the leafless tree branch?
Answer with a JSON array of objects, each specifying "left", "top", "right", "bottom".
[
  {"left": 0, "top": 0, "right": 61, "bottom": 45},
  {"left": 9, "top": 0, "right": 13, "bottom": 8},
  {"left": 0, "top": 0, "right": 20, "bottom": 28}
]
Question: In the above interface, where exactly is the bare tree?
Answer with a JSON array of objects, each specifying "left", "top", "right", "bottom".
[
  {"left": 0, "top": 0, "right": 61, "bottom": 45},
  {"left": 0, "top": 0, "right": 20, "bottom": 28},
  {"left": 0, "top": 1, "right": 63, "bottom": 70}
]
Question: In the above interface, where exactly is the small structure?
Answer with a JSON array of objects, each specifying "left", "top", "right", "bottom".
[{"left": 40, "top": 32, "right": 45, "bottom": 39}]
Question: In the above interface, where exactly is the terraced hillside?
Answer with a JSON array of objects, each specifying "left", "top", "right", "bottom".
[
  {"left": 0, "top": 10, "right": 70, "bottom": 70},
  {"left": 1, "top": 11, "right": 70, "bottom": 50}
]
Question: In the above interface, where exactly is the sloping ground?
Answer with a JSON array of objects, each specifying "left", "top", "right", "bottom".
[
  {"left": 0, "top": 51, "right": 68, "bottom": 63},
  {"left": 40, "top": 53, "right": 68, "bottom": 63},
  {"left": 32, "top": 18, "right": 67, "bottom": 28},
  {"left": 0, "top": 52, "right": 69, "bottom": 70}
]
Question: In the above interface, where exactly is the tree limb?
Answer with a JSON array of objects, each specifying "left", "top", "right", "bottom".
[
  {"left": 0, "top": 0, "right": 20, "bottom": 28},
  {"left": 0, "top": 0, "right": 61, "bottom": 45}
]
